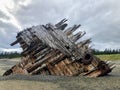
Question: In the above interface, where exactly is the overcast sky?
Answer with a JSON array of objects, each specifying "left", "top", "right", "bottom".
[{"left": 0, "top": 0, "right": 120, "bottom": 52}]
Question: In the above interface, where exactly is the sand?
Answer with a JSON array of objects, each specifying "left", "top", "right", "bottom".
[{"left": 0, "top": 58, "right": 120, "bottom": 90}]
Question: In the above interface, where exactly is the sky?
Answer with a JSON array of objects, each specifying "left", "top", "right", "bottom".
[{"left": 0, "top": 0, "right": 120, "bottom": 52}]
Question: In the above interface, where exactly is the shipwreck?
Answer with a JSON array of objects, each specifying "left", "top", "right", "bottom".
[{"left": 3, "top": 19, "right": 115, "bottom": 77}]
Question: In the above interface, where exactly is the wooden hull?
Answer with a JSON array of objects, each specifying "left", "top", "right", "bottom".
[{"left": 3, "top": 19, "right": 115, "bottom": 77}]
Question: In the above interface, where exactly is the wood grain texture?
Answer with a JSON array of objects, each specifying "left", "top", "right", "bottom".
[{"left": 3, "top": 19, "right": 114, "bottom": 77}]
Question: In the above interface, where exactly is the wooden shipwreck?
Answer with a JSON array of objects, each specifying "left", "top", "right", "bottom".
[{"left": 3, "top": 19, "right": 115, "bottom": 77}]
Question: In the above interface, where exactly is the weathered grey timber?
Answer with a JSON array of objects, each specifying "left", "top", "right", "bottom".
[{"left": 3, "top": 19, "right": 115, "bottom": 77}]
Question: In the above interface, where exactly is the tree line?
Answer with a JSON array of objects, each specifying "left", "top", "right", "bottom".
[
  {"left": 0, "top": 52, "right": 21, "bottom": 59},
  {"left": 93, "top": 49, "right": 120, "bottom": 55},
  {"left": 0, "top": 48, "right": 120, "bottom": 59}
]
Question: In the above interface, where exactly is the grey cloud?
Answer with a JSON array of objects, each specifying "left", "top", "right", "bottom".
[
  {"left": 0, "top": 11, "right": 10, "bottom": 20},
  {"left": 0, "top": 22, "right": 19, "bottom": 50},
  {"left": 0, "top": 0, "right": 120, "bottom": 51}
]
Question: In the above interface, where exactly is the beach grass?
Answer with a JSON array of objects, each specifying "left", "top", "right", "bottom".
[{"left": 96, "top": 54, "right": 120, "bottom": 61}]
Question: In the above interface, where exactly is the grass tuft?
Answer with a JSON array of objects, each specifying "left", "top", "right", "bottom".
[{"left": 96, "top": 54, "right": 120, "bottom": 61}]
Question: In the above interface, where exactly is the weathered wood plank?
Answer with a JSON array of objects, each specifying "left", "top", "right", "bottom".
[{"left": 3, "top": 19, "right": 114, "bottom": 77}]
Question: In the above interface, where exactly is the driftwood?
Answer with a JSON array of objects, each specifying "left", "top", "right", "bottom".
[{"left": 3, "top": 19, "right": 115, "bottom": 77}]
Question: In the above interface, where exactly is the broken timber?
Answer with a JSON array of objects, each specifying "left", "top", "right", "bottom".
[{"left": 3, "top": 19, "right": 115, "bottom": 77}]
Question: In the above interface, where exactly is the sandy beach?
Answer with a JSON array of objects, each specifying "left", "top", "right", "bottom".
[{"left": 0, "top": 58, "right": 120, "bottom": 90}]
